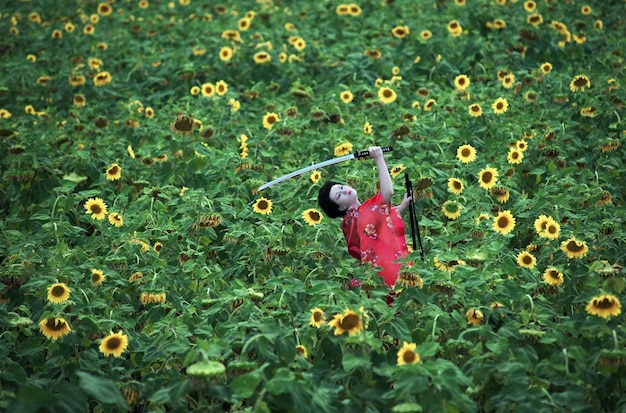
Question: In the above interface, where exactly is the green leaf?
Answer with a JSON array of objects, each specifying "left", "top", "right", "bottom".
[
  {"left": 342, "top": 353, "right": 371, "bottom": 373},
  {"left": 76, "top": 371, "right": 129, "bottom": 407},
  {"left": 230, "top": 369, "right": 263, "bottom": 398}
]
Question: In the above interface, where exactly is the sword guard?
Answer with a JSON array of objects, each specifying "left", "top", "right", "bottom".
[{"left": 354, "top": 146, "right": 393, "bottom": 159}]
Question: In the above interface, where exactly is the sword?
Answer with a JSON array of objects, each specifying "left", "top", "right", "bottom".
[{"left": 257, "top": 146, "right": 393, "bottom": 191}]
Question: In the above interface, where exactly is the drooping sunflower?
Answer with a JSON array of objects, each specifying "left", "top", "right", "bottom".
[
  {"left": 309, "top": 307, "right": 326, "bottom": 328},
  {"left": 378, "top": 87, "right": 397, "bottom": 104},
  {"left": 390, "top": 164, "right": 406, "bottom": 179},
  {"left": 442, "top": 200, "right": 462, "bottom": 220},
  {"left": 253, "top": 197, "right": 272, "bottom": 215},
  {"left": 397, "top": 341, "right": 420, "bottom": 365},
  {"left": 478, "top": 167, "right": 498, "bottom": 190},
  {"left": 39, "top": 317, "right": 71, "bottom": 340},
  {"left": 140, "top": 292, "right": 166, "bottom": 304},
  {"left": 454, "top": 74, "right": 470, "bottom": 91},
  {"left": 396, "top": 268, "right": 423, "bottom": 288},
  {"left": 517, "top": 251, "right": 537, "bottom": 269},
  {"left": 468, "top": 103, "right": 483, "bottom": 117},
  {"left": 448, "top": 178, "right": 464, "bottom": 195},
  {"left": 466, "top": 308, "right": 483, "bottom": 326},
  {"left": 262, "top": 112, "right": 279, "bottom": 130},
  {"left": 84, "top": 197, "right": 108, "bottom": 220},
  {"left": 457, "top": 144, "right": 477, "bottom": 163},
  {"left": 391, "top": 25, "right": 410, "bottom": 39},
  {"left": 253, "top": 51, "right": 271, "bottom": 64},
  {"left": 340, "top": 90, "right": 353, "bottom": 104},
  {"left": 492, "top": 210, "right": 515, "bottom": 235},
  {"left": 93, "top": 71, "right": 112, "bottom": 87},
  {"left": 201, "top": 82, "right": 215, "bottom": 97},
  {"left": 328, "top": 308, "right": 366, "bottom": 336},
  {"left": 302, "top": 208, "right": 323, "bottom": 226},
  {"left": 585, "top": 294, "right": 621, "bottom": 319},
  {"left": 295, "top": 345, "right": 308, "bottom": 359},
  {"left": 527, "top": 13, "right": 543, "bottom": 26},
  {"left": 507, "top": 148, "right": 524, "bottom": 164},
  {"left": 105, "top": 163, "right": 122, "bottom": 181},
  {"left": 215, "top": 80, "right": 228, "bottom": 96},
  {"left": 560, "top": 237, "right": 588, "bottom": 259},
  {"left": 569, "top": 75, "right": 591, "bottom": 92},
  {"left": 107, "top": 212, "right": 123, "bottom": 227},
  {"left": 47, "top": 283, "right": 71, "bottom": 304},
  {"left": 334, "top": 142, "right": 353, "bottom": 157},
  {"left": 542, "top": 268, "right": 564, "bottom": 286},
  {"left": 492, "top": 97, "right": 509, "bottom": 114},
  {"left": 73, "top": 94, "right": 86, "bottom": 107},
  {"left": 91, "top": 268, "right": 106, "bottom": 285},
  {"left": 128, "top": 272, "right": 143, "bottom": 283},
  {"left": 491, "top": 187, "right": 510, "bottom": 203},
  {"left": 99, "top": 330, "right": 129, "bottom": 357}
]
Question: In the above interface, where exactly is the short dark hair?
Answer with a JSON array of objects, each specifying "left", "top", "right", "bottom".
[{"left": 318, "top": 180, "right": 346, "bottom": 218}]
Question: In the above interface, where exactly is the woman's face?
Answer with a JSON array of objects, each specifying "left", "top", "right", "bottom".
[{"left": 329, "top": 184, "right": 357, "bottom": 211}]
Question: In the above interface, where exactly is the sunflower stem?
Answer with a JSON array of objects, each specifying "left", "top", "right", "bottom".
[
  {"left": 612, "top": 329, "right": 618, "bottom": 350},
  {"left": 431, "top": 313, "right": 440, "bottom": 340},
  {"left": 563, "top": 348, "right": 568, "bottom": 373},
  {"left": 525, "top": 294, "right": 534, "bottom": 310}
]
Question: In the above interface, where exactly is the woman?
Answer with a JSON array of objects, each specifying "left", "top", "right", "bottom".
[{"left": 317, "top": 146, "right": 411, "bottom": 288}]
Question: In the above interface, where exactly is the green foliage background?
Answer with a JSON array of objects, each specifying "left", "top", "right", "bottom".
[{"left": 1, "top": 0, "right": 625, "bottom": 412}]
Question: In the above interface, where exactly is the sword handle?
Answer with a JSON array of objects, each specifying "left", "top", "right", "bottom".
[{"left": 354, "top": 146, "right": 393, "bottom": 159}]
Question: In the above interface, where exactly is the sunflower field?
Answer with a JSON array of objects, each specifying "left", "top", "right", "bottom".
[{"left": 1, "top": 0, "right": 625, "bottom": 412}]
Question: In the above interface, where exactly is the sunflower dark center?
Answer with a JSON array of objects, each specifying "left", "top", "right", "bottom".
[
  {"left": 340, "top": 314, "right": 360, "bottom": 330},
  {"left": 450, "top": 23, "right": 458, "bottom": 29},
  {"left": 453, "top": 181, "right": 462, "bottom": 190},
  {"left": 461, "top": 148, "right": 471, "bottom": 157},
  {"left": 403, "top": 350, "right": 417, "bottom": 363},
  {"left": 548, "top": 270, "right": 560, "bottom": 279},
  {"left": 267, "top": 116, "right": 276, "bottom": 124},
  {"left": 91, "top": 205, "right": 102, "bottom": 214},
  {"left": 547, "top": 225, "right": 557, "bottom": 234},
  {"left": 471, "top": 105, "right": 480, "bottom": 112},
  {"left": 258, "top": 200, "right": 268, "bottom": 209},
  {"left": 497, "top": 216, "right": 509, "bottom": 228},
  {"left": 313, "top": 312, "right": 323, "bottom": 322},
  {"left": 595, "top": 298, "right": 614, "bottom": 309},
  {"left": 512, "top": 152, "right": 519, "bottom": 159},
  {"left": 383, "top": 90, "right": 393, "bottom": 98},
  {"left": 109, "top": 166, "right": 119, "bottom": 175},
  {"left": 496, "top": 102, "right": 504, "bottom": 109},
  {"left": 92, "top": 273, "right": 101, "bottom": 282},
  {"left": 46, "top": 318, "right": 66, "bottom": 331},
  {"left": 309, "top": 211, "right": 321, "bottom": 221},
  {"left": 566, "top": 241, "right": 584, "bottom": 252},
  {"left": 522, "top": 255, "right": 533, "bottom": 264},
  {"left": 574, "top": 77, "right": 588, "bottom": 87},
  {"left": 106, "top": 337, "right": 121, "bottom": 350},
  {"left": 52, "top": 285, "right": 65, "bottom": 297},
  {"left": 482, "top": 172, "right": 493, "bottom": 182}
]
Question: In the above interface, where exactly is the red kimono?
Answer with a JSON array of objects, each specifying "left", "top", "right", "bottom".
[{"left": 342, "top": 192, "right": 409, "bottom": 288}]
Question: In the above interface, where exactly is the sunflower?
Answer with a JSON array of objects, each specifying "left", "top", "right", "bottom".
[
  {"left": 334, "top": 142, "right": 353, "bottom": 157},
  {"left": 140, "top": 292, "right": 166, "bottom": 304},
  {"left": 585, "top": 294, "right": 621, "bottom": 319},
  {"left": 302, "top": 208, "right": 323, "bottom": 226},
  {"left": 52, "top": 29, "right": 63, "bottom": 39},
  {"left": 295, "top": 345, "right": 308, "bottom": 359},
  {"left": 507, "top": 148, "right": 524, "bottom": 164},
  {"left": 468, "top": 103, "right": 482, "bottom": 117},
  {"left": 363, "top": 49, "right": 382, "bottom": 59},
  {"left": 309, "top": 307, "right": 326, "bottom": 328},
  {"left": 128, "top": 272, "right": 143, "bottom": 283},
  {"left": 336, "top": 4, "right": 349, "bottom": 15},
  {"left": 466, "top": 308, "right": 483, "bottom": 326},
  {"left": 328, "top": 308, "right": 366, "bottom": 336},
  {"left": 91, "top": 268, "right": 106, "bottom": 285},
  {"left": 348, "top": 4, "right": 362, "bottom": 16},
  {"left": 442, "top": 200, "right": 462, "bottom": 220},
  {"left": 523, "top": 0, "right": 536, "bottom": 12},
  {"left": 540, "top": 62, "right": 552, "bottom": 74},
  {"left": 491, "top": 187, "right": 510, "bottom": 203},
  {"left": 478, "top": 167, "right": 498, "bottom": 190},
  {"left": 262, "top": 112, "right": 279, "bottom": 130},
  {"left": 560, "top": 237, "right": 588, "bottom": 259},
  {"left": 397, "top": 342, "right": 420, "bottom": 365},
  {"left": 39, "top": 317, "right": 71, "bottom": 340},
  {"left": 84, "top": 197, "right": 108, "bottom": 220},
  {"left": 517, "top": 251, "right": 537, "bottom": 269},
  {"left": 99, "top": 331, "right": 129, "bottom": 357},
  {"left": 395, "top": 268, "right": 423, "bottom": 288},
  {"left": 448, "top": 178, "right": 463, "bottom": 195},
  {"left": 107, "top": 212, "right": 123, "bottom": 227},
  {"left": 542, "top": 268, "right": 564, "bottom": 286},
  {"left": 378, "top": 87, "right": 397, "bottom": 104},
  {"left": 253, "top": 197, "right": 272, "bottom": 215},
  {"left": 447, "top": 20, "right": 462, "bottom": 36},
  {"left": 73, "top": 94, "right": 86, "bottom": 107},
  {"left": 540, "top": 217, "right": 560, "bottom": 240},
  {"left": 492, "top": 210, "right": 515, "bottom": 235},
  {"left": 534, "top": 215, "right": 550, "bottom": 235},
  {"left": 419, "top": 30, "right": 433, "bottom": 41},
  {"left": 105, "top": 163, "right": 122, "bottom": 181},
  {"left": 492, "top": 97, "right": 509, "bottom": 115},
  {"left": 457, "top": 144, "right": 477, "bottom": 163},
  {"left": 476, "top": 213, "right": 490, "bottom": 223},
  {"left": 219, "top": 46, "right": 233, "bottom": 62},
  {"left": 391, "top": 25, "right": 410, "bottom": 39},
  {"left": 153, "top": 242, "right": 163, "bottom": 255},
  {"left": 253, "top": 51, "right": 271, "bottom": 64},
  {"left": 215, "top": 80, "right": 228, "bottom": 96},
  {"left": 454, "top": 74, "right": 470, "bottom": 91},
  {"left": 47, "top": 283, "right": 71, "bottom": 304},
  {"left": 97, "top": 2, "right": 113, "bottom": 16},
  {"left": 93, "top": 71, "right": 112, "bottom": 87},
  {"left": 363, "top": 121, "right": 373, "bottom": 134},
  {"left": 501, "top": 74, "right": 515, "bottom": 89},
  {"left": 569, "top": 75, "right": 591, "bottom": 92},
  {"left": 340, "top": 90, "right": 353, "bottom": 104},
  {"left": 390, "top": 164, "right": 406, "bottom": 179},
  {"left": 201, "top": 82, "right": 215, "bottom": 97},
  {"left": 527, "top": 14, "right": 543, "bottom": 26}
]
